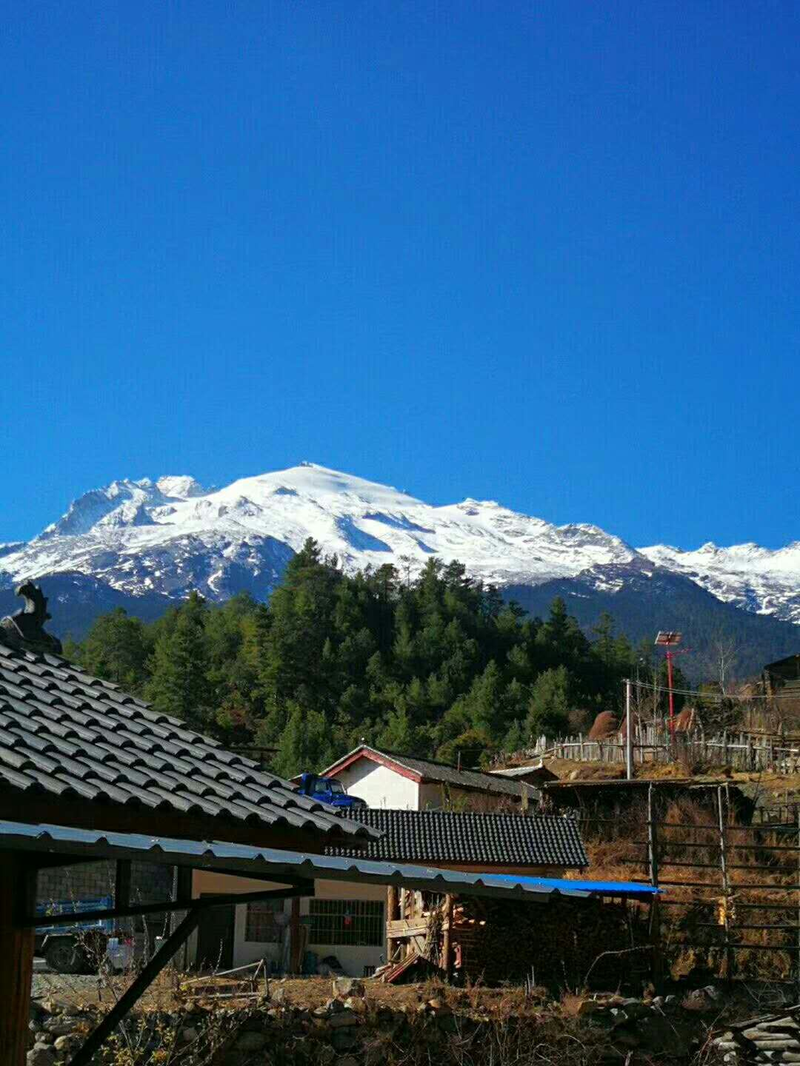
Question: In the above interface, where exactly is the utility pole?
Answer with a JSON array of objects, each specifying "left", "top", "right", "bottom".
[{"left": 655, "top": 632, "right": 683, "bottom": 735}]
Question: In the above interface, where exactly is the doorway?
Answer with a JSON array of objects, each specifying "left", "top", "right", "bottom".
[{"left": 195, "top": 896, "right": 235, "bottom": 971}]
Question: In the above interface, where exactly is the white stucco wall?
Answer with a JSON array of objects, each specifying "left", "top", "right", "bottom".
[
  {"left": 336, "top": 760, "right": 421, "bottom": 809},
  {"left": 191, "top": 871, "right": 388, "bottom": 977}
]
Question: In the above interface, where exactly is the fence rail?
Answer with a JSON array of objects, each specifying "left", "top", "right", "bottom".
[{"left": 514, "top": 724, "right": 800, "bottom": 775}]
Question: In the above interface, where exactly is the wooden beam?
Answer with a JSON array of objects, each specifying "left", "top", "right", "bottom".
[
  {"left": 67, "top": 909, "right": 202, "bottom": 1066},
  {"left": 387, "top": 919, "right": 430, "bottom": 939},
  {"left": 289, "top": 897, "right": 301, "bottom": 974},
  {"left": 20, "top": 883, "right": 313, "bottom": 928},
  {"left": 115, "top": 859, "right": 131, "bottom": 913},
  {"left": 0, "top": 852, "right": 36, "bottom": 1066},
  {"left": 441, "top": 894, "right": 454, "bottom": 979}
]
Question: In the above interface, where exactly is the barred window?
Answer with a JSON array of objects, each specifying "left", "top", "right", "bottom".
[
  {"left": 245, "top": 898, "right": 283, "bottom": 943},
  {"left": 308, "top": 899, "right": 384, "bottom": 947}
]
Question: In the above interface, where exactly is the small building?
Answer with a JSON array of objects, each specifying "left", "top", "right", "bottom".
[
  {"left": 207, "top": 807, "right": 588, "bottom": 976},
  {"left": 312, "top": 745, "right": 538, "bottom": 811},
  {"left": 487, "top": 762, "right": 558, "bottom": 788}
]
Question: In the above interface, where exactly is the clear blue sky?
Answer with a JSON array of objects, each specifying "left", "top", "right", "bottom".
[{"left": 1, "top": 1, "right": 798, "bottom": 549}]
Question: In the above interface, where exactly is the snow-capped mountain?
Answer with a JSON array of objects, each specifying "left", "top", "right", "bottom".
[
  {"left": 639, "top": 542, "right": 800, "bottom": 625},
  {"left": 1, "top": 463, "right": 800, "bottom": 646},
  {"left": 0, "top": 463, "right": 642, "bottom": 602}
]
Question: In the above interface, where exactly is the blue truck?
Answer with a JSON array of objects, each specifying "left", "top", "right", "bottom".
[
  {"left": 296, "top": 773, "right": 367, "bottom": 810},
  {"left": 35, "top": 897, "right": 120, "bottom": 974}
]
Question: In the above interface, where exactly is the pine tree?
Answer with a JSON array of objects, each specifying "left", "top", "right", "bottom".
[
  {"left": 145, "top": 592, "right": 211, "bottom": 732},
  {"left": 525, "top": 666, "right": 573, "bottom": 738}
]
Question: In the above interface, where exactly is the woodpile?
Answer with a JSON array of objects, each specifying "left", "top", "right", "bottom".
[{"left": 386, "top": 888, "right": 651, "bottom": 992}]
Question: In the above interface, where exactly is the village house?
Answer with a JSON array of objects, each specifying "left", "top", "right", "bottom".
[
  {"left": 193, "top": 806, "right": 589, "bottom": 977},
  {"left": 311, "top": 744, "right": 539, "bottom": 810}
]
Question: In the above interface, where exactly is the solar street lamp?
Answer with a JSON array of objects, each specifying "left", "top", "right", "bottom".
[{"left": 655, "top": 631, "right": 682, "bottom": 733}]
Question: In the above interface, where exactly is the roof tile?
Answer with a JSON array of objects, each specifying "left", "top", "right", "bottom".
[
  {"left": 0, "top": 633, "right": 375, "bottom": 843},
  {"left": 329, "top": 808, "right": 588, "bottom": 869}
]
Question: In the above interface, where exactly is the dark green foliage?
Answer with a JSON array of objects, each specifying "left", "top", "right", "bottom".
[{"left": 67, "top": 540, "right": 653, "bottom": 776}]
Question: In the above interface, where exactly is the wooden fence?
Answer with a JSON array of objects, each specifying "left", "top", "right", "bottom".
[
  {"left": 515, "top": 724, "right": 800, "bottom": 775},
  {"left": 594, "top": 784, "right": 800, "bottom": 987}
]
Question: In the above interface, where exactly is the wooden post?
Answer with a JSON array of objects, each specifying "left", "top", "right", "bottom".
[
  {"left": 625, "top": 679, "right": 633, "bottom": 780},
  {"left": 647, "top": 785, "right": 664, "bottom": 993},
  {"left": 441, "top": 895, "right": 454, "bottom": 980},
  {"left": 0, "top": 853, "right": 36, "bottom": 1066},
  {"left": 717, "top": 786, "right": 733, "bottom": 980},
  {"left": 289, "top": 897, "right": 301, "bottom": 974}
]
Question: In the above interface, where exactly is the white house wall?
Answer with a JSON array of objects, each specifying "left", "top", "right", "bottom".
[
  {"left": 190, "top": 871, "right": 388, "bottom": 978},
  {"left": 336, "top": 760, "right": 421, "bottom": 809}
]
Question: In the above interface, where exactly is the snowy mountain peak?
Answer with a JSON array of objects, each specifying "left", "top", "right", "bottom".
[
  {"left": 156, "top": 476, "right": 206, "bottom": 499},
  {"left": 2, "top": 463, "right": 800, "bottom": 628}
]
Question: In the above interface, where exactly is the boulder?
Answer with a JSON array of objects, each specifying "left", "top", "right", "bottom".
[
  {"left": 330, "top": 1030, "right": 359, "bottom": 1052},
  {"left": 43, "top": 1017, "right": 81, "bottom": 1037},
  {"left": 27, "top": 1047, "right": 56, "bottom": 1066},
  {"left": 329, "top": 1011, "right": 359, "bottom": 1029},
  {"left": 333, "top": 978, "right": 365, "bottom": 998},
  {"left": 235, "top": 1031, "right": 268, "bottom": 1052}
]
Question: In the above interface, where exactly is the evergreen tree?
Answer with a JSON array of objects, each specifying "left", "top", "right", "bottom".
[
  {"left": 145, "top": 592, "right": 212, "bottom": 732},
  {"left": 525, "top": 666, "right": 573, "bottom": 738}
]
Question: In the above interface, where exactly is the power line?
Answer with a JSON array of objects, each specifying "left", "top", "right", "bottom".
[{"left": 629, "top": 677, "right": 800, "bottom": 702}]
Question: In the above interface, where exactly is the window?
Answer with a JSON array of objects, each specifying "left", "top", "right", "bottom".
[
  {"left": 245, "top": 898, "right": 283, "bottom": 943},
  {"left": 308, "top": 899, "right": 384, "bottom": 947}
]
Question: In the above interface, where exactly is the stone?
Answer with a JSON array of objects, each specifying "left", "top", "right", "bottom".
[
  {"left": 43, "top": 1018, "right": 81, "bottom": 1037},
  {"left": 344, "top": 997, "right": 367, "bottom": 1013},
  {"left": 614, "top": 1031, "right": 640, "bottom": 1049},
  {"left": 326, "top": 998, "right": 345, "bottom": 1014},
  {"left": 270, "top": 986, "right": 288, "bottom": 1005},
  {"left": 331, "top": 1030, "right": 359, "bottom": 1052},
  {"left": 329, "top": 1011, "right": 358, "bottom": 1029},
  {"left": 235, "top": 1031, "right": 268, "bottom": 1052},
  {"left": 337, "top": 1057, "right": 360, "bottom": 1066},
  {"left": 27, "top": 1047, "right": 56, "bottom": 1066},
  {"left": 41, "top": 1000, "right": 70, "bottom": 1016},
  {"left": 427, "top": 998, "right": 451, "bottom": 1015},
  {"left": 182, "top": 1026, "right": 199, "bottom": 1042},
  {"left": 53, "top": 1034, "right": 81, "bottom": 1054},
  {"left": 333, "top": 978, "right": 365, "bottom": 998}
]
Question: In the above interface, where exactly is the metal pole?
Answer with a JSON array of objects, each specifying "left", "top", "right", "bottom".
[
  {"left": 625, "top": 679, "right": 633, "bottom": 780},
  {"left": 666, "top": 651, "right": 675, "bottom": 734}
]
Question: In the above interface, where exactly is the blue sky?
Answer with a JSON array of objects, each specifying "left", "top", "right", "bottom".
[{"left": 1, "top": 1, "right": 798, "bottom": 549}]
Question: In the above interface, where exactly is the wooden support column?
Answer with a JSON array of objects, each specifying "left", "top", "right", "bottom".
[
  {"left": 387, "top": 885, "right": 398, "bottom": 923},
  {"left": 289, "top": 897, "right": 301, "bottom": 974},
  {"left": 0, "top": 852, "right": 37, "bottom": 1066},
  {"left": 441, "top": 895, "right": 454, "bottom": 980}
]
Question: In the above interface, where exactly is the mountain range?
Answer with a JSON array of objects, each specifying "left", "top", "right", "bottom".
[{"left": 2, "top": 462, "right": 799, "bottom": 678}]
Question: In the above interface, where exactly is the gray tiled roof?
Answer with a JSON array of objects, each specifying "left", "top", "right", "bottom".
[
  {"left": 328, "top": 808, "right": 588, "bottom": 868},
  {"left": 0, "top": 636, "right": 375, "bottom": 842},
  {"left": 325, "top": 746, "right": 538, "bottom": 799}
]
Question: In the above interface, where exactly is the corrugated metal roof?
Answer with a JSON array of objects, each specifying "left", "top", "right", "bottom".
[
  {"left": 0, "top": 636, "right": 375, "bottom": 842},
  {"left": 0, "top": 820, "right": 658, "bottom": 901}
]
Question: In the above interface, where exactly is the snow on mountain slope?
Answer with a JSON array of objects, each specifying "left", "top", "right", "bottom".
[
  {"left": 639, "top": 542, "right": 800, "bottom": 624},
  {"left": 0, "top": 463, "right": 639, "bottom": 601},
  {"left": 1, "top": 462, "right": 799, "bottom": 628}
]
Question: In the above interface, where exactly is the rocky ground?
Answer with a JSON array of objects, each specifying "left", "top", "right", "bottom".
[{"left": 28, "top": 971, "right": 789, "bottom": 1065}]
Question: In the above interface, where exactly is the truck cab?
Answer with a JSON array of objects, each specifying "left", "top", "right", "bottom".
[{"left": 296, "top": 773, "right": 367, "bottom": 810}]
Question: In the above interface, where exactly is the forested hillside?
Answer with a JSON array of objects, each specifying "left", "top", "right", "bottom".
[{"left": 63, "top": 539, "right": 680, "bottom": 777}]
